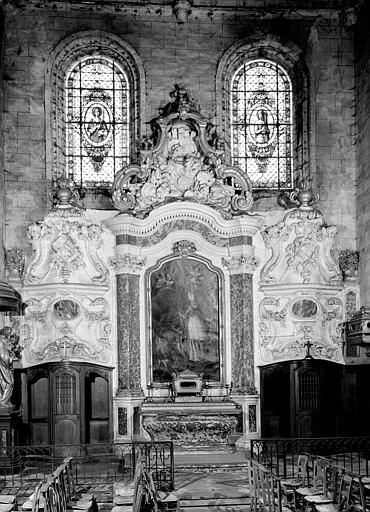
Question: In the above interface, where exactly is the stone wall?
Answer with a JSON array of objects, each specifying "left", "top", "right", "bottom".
[
  {"left": 0, "top": 7, "right": 4, "bottom": 279},
  {"left": 1, "top": 2, "right": 356, "bottom": 256},
  {"left": 355, "top": 1, "right": 370, "bottom": 306}
]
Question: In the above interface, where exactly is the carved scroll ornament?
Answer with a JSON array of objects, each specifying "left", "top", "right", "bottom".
[{"left": 112, "top": 86, "right": 253, "bottom": 218}]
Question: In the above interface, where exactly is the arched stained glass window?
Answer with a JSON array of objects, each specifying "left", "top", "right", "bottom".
[
  {"left": 66, "top": 56, "right": 130, "bottom": 188},
  {"left": 231, "top": 59, "right": 293, "bottom": 190}
]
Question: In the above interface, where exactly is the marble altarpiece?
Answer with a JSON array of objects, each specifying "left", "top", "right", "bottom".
[{"left": 106, "top": 86, "right": 263, "bottom": 446}]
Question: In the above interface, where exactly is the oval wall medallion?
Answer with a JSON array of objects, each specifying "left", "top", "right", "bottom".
[
  {"left": 53, "top": 299, "right": 80, "bottom": 320},
  {"left": 291, "top": 299, "right": 318, "bottom": 319}
]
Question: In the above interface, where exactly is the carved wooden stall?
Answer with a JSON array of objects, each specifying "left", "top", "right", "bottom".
[{"left": 106, "top": 86, "right": 263, "bottom": 447}]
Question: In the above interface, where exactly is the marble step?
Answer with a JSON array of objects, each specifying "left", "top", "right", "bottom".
[
  {"left": 180, "top": 507, "right": 247, "bottom": 512},
  {"left": 180, "top": 497, "right": 250, "bottom": 507},
  {"left": 175, "top": 463, "right": 249, "bottom": 473}
]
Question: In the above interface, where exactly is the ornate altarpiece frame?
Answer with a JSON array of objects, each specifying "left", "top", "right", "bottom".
[{"left": 147, "top": 254, "right": 225, "bottom": 387}]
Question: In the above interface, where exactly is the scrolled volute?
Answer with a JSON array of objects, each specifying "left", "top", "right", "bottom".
[{"left": 112, "top": 165, "right": 149, "bottom": 212}]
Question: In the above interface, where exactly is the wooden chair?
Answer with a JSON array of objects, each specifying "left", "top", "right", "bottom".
[
  {"left": 41, "top": 480, "right": 60, "bottom": 512},
  {"left": 59, "top": 460, "right": 95, "bottom": 512},
  {"left": 22, "top": 482, "right": 45, "bottom": 512},
  {"left": 280, "top": 455, "right": 309, "bottom": 506},
  {"left": 303, "top": 466, "right": 343, "bottom": 512},
  {"left": 295, "top": 458, "right": 331, "bottom": 510},
  {"left": 0, "top": 494, "right": 17, "bottom": 510},
  {"left": 250, "top": 459, "right": 292, "bottom": 512},
  {"left": 314, "top": 472, "right": 354, "bottom": 512}
]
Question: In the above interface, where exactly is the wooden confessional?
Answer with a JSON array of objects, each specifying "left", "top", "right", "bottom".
[
  {"left": 23, "top": 362, "right": 113, "bottom": 446},
  {"left": 260, "top": 359, "right": 342, "bottom": 438}
]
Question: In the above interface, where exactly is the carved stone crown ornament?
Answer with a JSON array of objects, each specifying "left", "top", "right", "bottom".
[{"left": 112, "top": 85, "right": 254, "bottom": 219}]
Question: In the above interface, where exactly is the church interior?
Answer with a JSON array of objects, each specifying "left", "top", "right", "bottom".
[{"left": 0, "top": 0, "right": 369, "bottom": 465}]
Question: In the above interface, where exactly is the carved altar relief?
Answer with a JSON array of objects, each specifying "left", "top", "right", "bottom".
[{"left": 107, "top": 87, "right": 264, "bottom": 442}]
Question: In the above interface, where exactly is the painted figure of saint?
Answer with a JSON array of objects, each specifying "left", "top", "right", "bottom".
[
  {"left": 86, "top": 106, "right": 109, "bottom": 145},
  {"left": 186, "top": 291, "right": 207, "bottom": 362},
  {"left": 254, "top": 109, "right": 270, "bottom": 145}
]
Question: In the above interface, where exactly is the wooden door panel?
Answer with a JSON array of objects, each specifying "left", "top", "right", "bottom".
[
  {"left": 54, "top": 417, "right": 79, "bottom": 445},
  {"left": 54, "top": 370, "right": 80, "bottom": 445}
]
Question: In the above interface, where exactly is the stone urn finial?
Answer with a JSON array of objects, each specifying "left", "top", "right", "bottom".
[
  {"left": 290, "top": 174, "right": 319, "bottom": 211},
  {"left": 54, "top": 175, "right": 80, "bottom": 207}
]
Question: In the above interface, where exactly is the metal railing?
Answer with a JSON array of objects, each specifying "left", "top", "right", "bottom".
[
  {"left": 0, "top": 441, "right": 174, "bottom": 493},
  {"left": 250, "top": 437, "right": 370, "bottom": 477}
]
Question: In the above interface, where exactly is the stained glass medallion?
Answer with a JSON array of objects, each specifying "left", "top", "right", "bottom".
[
  {"left": 231, "top": 59, "right": 293, "bottom": 190},
  {"left": 66, "top": 56, "right": 129, "bottom": 188}
]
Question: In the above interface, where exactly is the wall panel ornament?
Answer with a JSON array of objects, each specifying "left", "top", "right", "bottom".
[
  {"left": 259, "top": 195, "right": 344, "bottom": 364},
  {"left": 260, "top": 208, "right": 341, "bottom": 286},
  {"left": 259, "top": 292, "right": 343, "bottom": 362},
  {"left": 25, "top": 207, "right": 109, "bottom": 285},
  {"left": 22, "top": 294, "right": 112, "bottom": 365},
  {"left": 22, "top": 196, "right": 112, "bottom": 367}
]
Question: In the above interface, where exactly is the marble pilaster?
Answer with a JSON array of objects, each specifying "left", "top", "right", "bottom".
[
  {"left": 117, "top": 273, "right": 142, "bottom": 395},
  {"left": 230, "top": 273, "right": 255, "bottom": 394}
]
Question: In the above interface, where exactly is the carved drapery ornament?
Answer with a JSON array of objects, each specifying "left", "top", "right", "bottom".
[{"left": 112, "top": 85, "right": 253, "bottom": 219}]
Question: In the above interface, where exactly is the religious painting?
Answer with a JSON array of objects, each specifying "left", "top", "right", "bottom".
[{"left": 150, "top": 258, "right": 220, "bottom": 383}]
